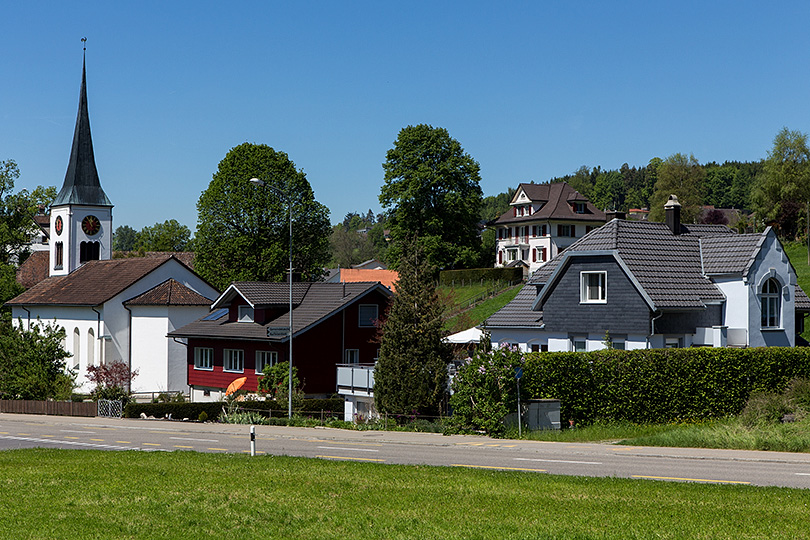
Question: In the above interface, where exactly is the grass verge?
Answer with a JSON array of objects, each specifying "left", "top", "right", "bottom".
[{"left": 1, "top": 448, "right": 808, "bottom": 539}]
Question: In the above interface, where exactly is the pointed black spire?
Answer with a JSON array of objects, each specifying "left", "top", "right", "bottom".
[{"left": 54, "top": 43, "right": 112, "bottom": 207}]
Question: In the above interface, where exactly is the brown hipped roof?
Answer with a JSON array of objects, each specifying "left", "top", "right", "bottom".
[
  {"left": 6, "top": 255, "right": 191, "bottom": 307},
  {"left": 494, "top": 182, "right": 606, "bottom": 225},
  {"left": 16, "top": 251, "right": 50, "bottom": 289},
  {"left": 124, "top": 278, "right": 213, "bottom": 306}
]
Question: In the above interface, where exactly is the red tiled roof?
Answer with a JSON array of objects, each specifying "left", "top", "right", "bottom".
[
  {"left": 338, "top": 268, "right": 399, "bottom": 292},
  {"left": 16, "top": 251, "right": 50, "bottom": 289},
  {"left": 6, "top": 255, "right": 187, "bottom": 306},
  {"left": 124, "top": 278, "right": 213, "bottom": 306}
]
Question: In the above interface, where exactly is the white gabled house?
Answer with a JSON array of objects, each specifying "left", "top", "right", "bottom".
[{"left": 484, "top": 196, "right": 810, "bottom": 351}]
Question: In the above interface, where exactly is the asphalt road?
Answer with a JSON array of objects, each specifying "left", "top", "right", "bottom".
[{"left": 2, "top": 413, "right": 810, "bottom": 489}]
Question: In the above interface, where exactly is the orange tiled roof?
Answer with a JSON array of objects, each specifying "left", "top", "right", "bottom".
[{"left": 338, "top": 268, "right": 399, "bottom": 292}]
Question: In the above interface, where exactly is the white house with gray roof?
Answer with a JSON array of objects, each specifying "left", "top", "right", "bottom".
[{"left": 484, "top": 196, "right": 810, "bottom": 351}]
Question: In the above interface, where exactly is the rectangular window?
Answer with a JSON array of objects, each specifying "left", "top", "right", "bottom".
[
  {"left": 345, "top": 349, "right": 360, "bottom": 364},
  {"left": 532, "top": 225, "right": 537, "bottom": 237},
  {"left": 224, "top": 349, "right": 244, "bottom": 372},
  {"left": 55, "top": 242, "right": 63, "bottom": 269},
  {"left": 194, "top": 347, "right": 213, "bottom": 370},
  {"left": 581, "top": 271, "right": 607, "bottom": 303},
  {"left": 530, "top": 344, "right": 540, "bottom": 352},
  {"left": 557, "top": 225, "right": 574, "bottom": 237},
  {"left": 255, "top": 351, "right": 277, "bottom": 374},
  {"left": 238, "top": 305, "right": 254, "bottom": 322},
  {"left": 573, "top": 339, "right": 587, "bottom": 352},
  {"left": 665, "top": 338, "right": 681, "bottom": 349},
  {"left": 358, "top": 304, "right": 378, "bottom": 327},
  {"left": 574, "top": 202, "right": 587, "bottom": 214},
  {"left": 540, "top": 248, "right": 547, "bottom": 262},
  {"left": 612, "top": 340, "right": 626, "bottom": 350}
]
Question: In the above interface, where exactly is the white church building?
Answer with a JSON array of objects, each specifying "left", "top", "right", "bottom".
[{"left": 7, "top": 52, "right": 218, "bottom": 394}]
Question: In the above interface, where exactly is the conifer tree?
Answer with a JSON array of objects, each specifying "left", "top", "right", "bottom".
[{"left": 373, "top": 236, "right": 452, "bottom": 416}]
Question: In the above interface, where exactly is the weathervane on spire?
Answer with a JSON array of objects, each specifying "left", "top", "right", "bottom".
[{"left": 82, "top": 37, "right": 87, "bottom": 51}]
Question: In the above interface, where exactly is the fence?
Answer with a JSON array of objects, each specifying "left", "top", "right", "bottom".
[
  {"left": 0, "top": 400, "right": 97, "bottom": 417},
  {"left": 97, "top": 399, "right": 123, "bottom": 418}
]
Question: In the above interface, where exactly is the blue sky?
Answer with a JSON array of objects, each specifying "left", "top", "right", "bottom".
[{"left": 3, "top": 2, "right": 810, "bottom": 232}]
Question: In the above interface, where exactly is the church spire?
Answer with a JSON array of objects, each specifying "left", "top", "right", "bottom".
[{"left": 53, "top": 40, "right": 112, "bottom": 207}]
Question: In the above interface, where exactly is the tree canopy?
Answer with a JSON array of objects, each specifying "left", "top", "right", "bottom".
[
  {"left": 752, "top": 127, "right": 810, "bottom": 239},
  {"left": 380, "top": 125, "right": 483, "bottom": 270},
  {"left": 0, "top": 318, "right": 73, "bottom": 400},
  {"left": 373, "top": 236, "right": 452, "bottom": 416},
  {"left": 648, "top": 153, "right": 705, "bottom": 223},
  {"left": 194, "top": 143, "right": 331, "bottom": 290},
  {"left": 112, "top": 225, "right": 138, "bottom": 251},
  {"left": 0, "top": 159, "right": 57, "bottom": 265},
  {"left": 134, "top": 219, "right": 191, "bottom": 252}
]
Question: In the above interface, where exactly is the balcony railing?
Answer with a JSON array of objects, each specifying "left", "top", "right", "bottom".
[{"left": 336, "top": 363, "right": 375, "bottom": 396}]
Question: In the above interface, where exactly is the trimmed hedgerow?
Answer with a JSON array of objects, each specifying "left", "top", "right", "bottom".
[
  {"left": 439, "top": 267, "right": 523, "bottom": 286},
  {"left": 123, "top": 398, "right": 345, "bottom": 421},
  {"left": 522, "top": 347, "right": 810, "bottom": 425}
]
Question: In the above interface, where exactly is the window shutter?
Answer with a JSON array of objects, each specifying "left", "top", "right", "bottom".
[
  {"left": 557, "top": 225, "right": 562, "bottom": 236},
  {"left": 532, "top": 249, "right": 536, "bottom": 262},
  {"left": 498, "top": 251, "right": 502, "bottom": 264}
]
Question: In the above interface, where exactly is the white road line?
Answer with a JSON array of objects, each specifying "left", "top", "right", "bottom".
[
  {"left": 169, "top": 437, "right": 219, "bottom": 443},
  {"left": 0, "top": 434, "right": 145, "bottom": 451},
  {"left": 514, "top": 457, "right": 602, "bottom": 465},
  {"left": 59, "top": 429, "right": 96, "bottom": 434},
  {"left": 795, "top": 473, "right": 810, "bottom": 476},
  {"left": 316, "top": 446, "right": 380, "bottom": 453}
]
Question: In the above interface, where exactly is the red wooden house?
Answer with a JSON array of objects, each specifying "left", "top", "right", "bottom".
[{"left": 169, "top": 281, "right": 392, "bottom": 401}]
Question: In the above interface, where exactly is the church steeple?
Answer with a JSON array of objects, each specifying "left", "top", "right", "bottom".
[
  {"left": 53, "top": 45, "right": 112, "bottom": 207},
  {"left": 50, "top": 41, "right": 113, "bottom": 277}
]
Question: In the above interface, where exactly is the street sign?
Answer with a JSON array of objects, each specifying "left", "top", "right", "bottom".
[
  {"left": 515, "top": 367, "right": 523, "bottom": 380},
  {"left": 266, "top": 326, "right": 291, "bottom": 338}
]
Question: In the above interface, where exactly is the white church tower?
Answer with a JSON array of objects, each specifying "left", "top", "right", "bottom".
[{"left": 49, "top": 47, "right": 113, "bottom": 277}]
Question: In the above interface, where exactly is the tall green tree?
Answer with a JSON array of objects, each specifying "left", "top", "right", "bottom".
[
  {"left": 135, "top": 219, "right": 191, "bottom": 252},
  {"left": 195, "top": 143, "right": 331, "bottom": 290},
  {"left": 374, "top": 237, "right": 452, "bottom": 416},
  {"left": 648, "top": 153, "right": 705, "bottom": 223},
  {"left": 329, "top": 224, "right": 378, "bottom": 268},
  {"left": 380, "top": 125, "right": 483, "bottom": 270},
  {"left": 0, "top": 159, "right": 57, "bottom": 265},
  {"left": 112, "top": 225, "right": 138, "bottom": 251},
  {"left": 0, "top": 318, "right": 73, "bottom": 400},
  {"left": 752, "top": 127, "right": 810, "bottom": 241}
]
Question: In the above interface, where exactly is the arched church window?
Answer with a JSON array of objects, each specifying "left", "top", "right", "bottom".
[
  {"left": 87, "top": 328, "right": 95, "bottom": 367},
  {"left": 73, "top": 328, "right": 81, "bottom": 370},
  {"left": 80, "top": 241, "right": 100, "bottom": 263},
  {"left": 761, "top": 278, "right": 781, "bottom": 329}
]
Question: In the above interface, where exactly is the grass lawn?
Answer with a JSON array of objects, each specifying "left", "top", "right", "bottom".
[{"left": 1, "top": 449, "right": 808, "bottom": 539}]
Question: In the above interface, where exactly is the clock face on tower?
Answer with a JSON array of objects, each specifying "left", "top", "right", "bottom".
[
  {"left": 81, "top": 215, "right": 101, "bottom": 236},
  {"left": 54, "top": 216, "right": 63, "bottom": 236}
]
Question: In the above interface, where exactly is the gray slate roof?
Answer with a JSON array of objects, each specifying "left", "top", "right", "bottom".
[
  {"left": 701, "top": 233, "right": 765, "bottom": 276},
  {"left": 483, "top": 284, "right": 543, "bottom": 328},
  {"left": 170, "top": 281, "right": 392, "bottom": 342},
  {"left": 53, "top": 55, "right": 112, "bottom": 208}
]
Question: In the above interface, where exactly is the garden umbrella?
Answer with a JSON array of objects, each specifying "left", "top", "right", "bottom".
[{"left": 226, "top": 376, "right": 248, "bottom": 396}]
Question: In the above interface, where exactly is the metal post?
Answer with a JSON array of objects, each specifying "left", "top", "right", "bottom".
[
  {"left": 517, "top": 378, "right": 522, "bottom": 438},
  {"left": 288, "top": 197, "right": 293, "bottom": 419},
  {"left": 250, "top": 425, "right": 256, "bottom": 456}
]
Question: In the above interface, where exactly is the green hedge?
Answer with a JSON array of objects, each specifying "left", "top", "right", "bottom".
[
  {"left": 522, "top": 348, "right": 810, "bottom": 425},
  {"left": 439, "top": 267, "right": 523, "bottom": 286},
  {"left": 123, "top": 398, "right": 345, "bottom": 421}
]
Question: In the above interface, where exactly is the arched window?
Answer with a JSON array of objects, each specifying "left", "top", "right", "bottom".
[
  {"left": 87, "top": 328, "right": 95, "bottom": 367},
  {"left": 761, "top": 278, "right": 781, "bottom": 328},
  {"left": 73, "top": 328, "right": 81, "bottom": 370}
]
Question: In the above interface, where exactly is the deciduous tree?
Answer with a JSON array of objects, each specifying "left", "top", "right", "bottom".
[
  {"left": 648, "top": 153, "right": 705, "bottom": 223},
  {"left": 380, "top": 125, "right": 483, "bottom": 269},
  {"left": 195, "top": 143, "right": 331, "bottom": 290},
  {"left": 0, "top": 159, "right": 57, "bottom": 264},
  {"left": 135, "top": 219, "right": 191, "bottom": 252}
]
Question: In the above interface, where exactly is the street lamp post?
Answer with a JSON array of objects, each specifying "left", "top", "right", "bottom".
[{"left": 250, "top": 177, "right": 293, "bottom": 419}]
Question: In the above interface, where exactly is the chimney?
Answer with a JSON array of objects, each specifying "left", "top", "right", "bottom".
[
  {"left": 605, "top": 210, "right": 626, "bottom": 221},
  {"left": 664, "top": 194, "right": 681, "bottom": 234}
]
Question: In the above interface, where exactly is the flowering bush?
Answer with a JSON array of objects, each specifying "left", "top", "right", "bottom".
[{"left": 449, "top": 345, "right": 526, "bottom": 436}]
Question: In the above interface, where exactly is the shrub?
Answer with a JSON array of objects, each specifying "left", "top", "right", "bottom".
[
  {"left": 439, "top": 267, "right": 522, "bottom": 286},
  {"left": 198, "top": 410, "right": 208, "bottom": 422},
  {"left": 739, "top": 392, "right": 792, "bottom": 426},
  {"left": 450, "top": 345, "right": 526, "bottom": 436}
]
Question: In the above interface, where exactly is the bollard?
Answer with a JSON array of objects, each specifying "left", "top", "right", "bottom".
[{"left": 250, "top": 425, "right": 256, "bottom": 456}]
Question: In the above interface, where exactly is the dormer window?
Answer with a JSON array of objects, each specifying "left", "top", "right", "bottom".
[
  {"left": 573, "top": 202, "right": 587, "bottom": 214},
  {"left": 238, "top": 305, "right": 254, "bottom": 322}
]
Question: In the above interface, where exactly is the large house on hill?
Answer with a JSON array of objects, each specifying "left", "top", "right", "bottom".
[
  {"left": 493, "top": 182, "right": 606, "bottom": 273},
  {"left": 484, "top": 196, "right": 810, "bottom": 351}
]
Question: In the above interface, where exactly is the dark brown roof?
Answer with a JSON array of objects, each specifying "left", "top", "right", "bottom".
[
  {"left": 6, "top": 255, "right": 188, "bottom": 306},
  {"left": 494, "top": 182, "right": 606, "bottom": 226},
  {"left": 124, "top": 278, "right": 213, "bottom": 306},
  {"left": 16, "top": 251, "right": 50, "bottom": 289},
  {"left": 169, "top": 281, "right": 392, "bottom": 342},
  {"left": 113, "top": 251, "right": 195, "bottom": 269}
]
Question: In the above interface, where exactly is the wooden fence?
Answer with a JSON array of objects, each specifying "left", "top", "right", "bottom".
[{"left": 0, "top": 400, "right": 97, "bottom": 417}]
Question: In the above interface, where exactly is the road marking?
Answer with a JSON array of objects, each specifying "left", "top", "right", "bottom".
[
  {"left": 143, "top": 443, "right": 161, "bottom": 446},
  {"left": 60, "top": 429, "right": 96, "bottom": 434},
  {"left": 241, "top": 450, "right": 266, "bottom": 454},
  {"left": 207, "top": 448, "right": 229, "bottom": 451},
  {"left": 502, "top": 445, "right": 517, "bottom": 448},
  {"left": 17, "top": 433, "right": 31, "bottom": 436},
  {"left": 115, "top": 441, "right": 132, "bottom": 444},
  {"left": 795, "top": 473, "right": 810, "bottom": 476},
  {"left": 455, "top": 442, "right": 486, "bottom": 446},
  {"left": 515, "top": 457, "right": 602, "bottom": 465},
  {"left": 452, "top": 464, "right": 547, "bottom": 472},
  {"left": 0, "top": 434, "right": 146, "bottom": 451},
  {"left": 41, "top": 435, "right": 54, "bottom": 438},
  {"left": 316, "top": 446, "right": 379, "bottom": 453},
  {"left": 89, "top": 439, "right": 105, "bottom": 442},
  {"left": 63, "top": 436, "right": 79, "bottom": 439},
  {"left": 316, "top": 455, "right": 384, "bottom": 462},
  {"left": 0, "top": 432, "right": 8, "bottom": 435},
  {"left": 173, "top": 445, "right": 194, "bottom": 449},
  {"left": 632, "top": 475, "right": 750, "bottom": 485},
  {"left": 169, "top": 436, "right": 219, "bottom": 443}
]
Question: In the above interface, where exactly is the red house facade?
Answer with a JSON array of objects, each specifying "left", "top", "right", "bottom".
[{"left": 169, "top": 281, "right": 392, "bottom": 401}]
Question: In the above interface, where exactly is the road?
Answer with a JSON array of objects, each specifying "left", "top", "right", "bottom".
[{"left": 2, "top": 413, "right": 810, "bottom": 489}]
